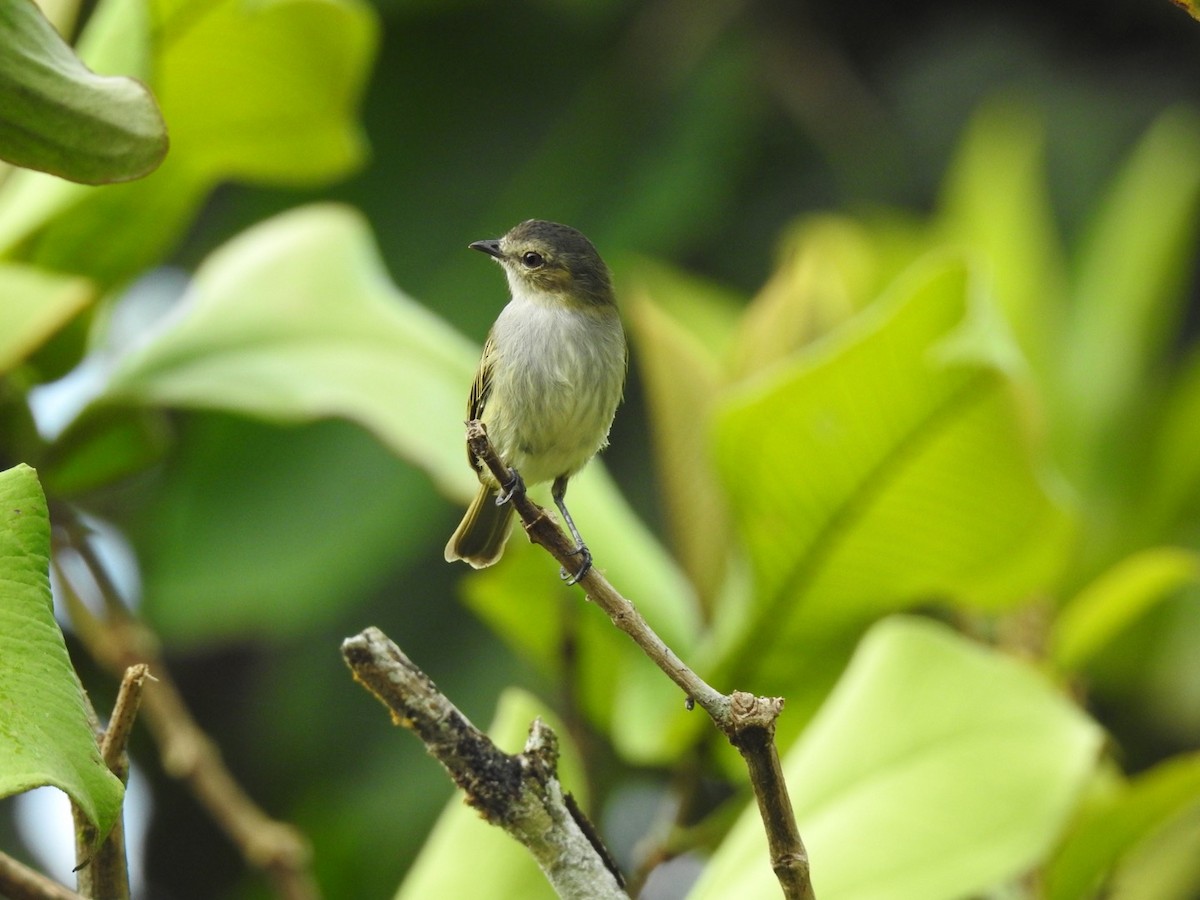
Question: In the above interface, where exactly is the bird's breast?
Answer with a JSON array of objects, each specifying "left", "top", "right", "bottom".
[{"left": 481, "top": 294, "right": 625, "bottom": 484}]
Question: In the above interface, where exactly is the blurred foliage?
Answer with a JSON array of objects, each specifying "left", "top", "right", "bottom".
[
  {"left": 0, "top": 0, "right": 166, "bottom": 184},
  {"left": 2, "top": 0, "right": 1200, "bottom": 898}
]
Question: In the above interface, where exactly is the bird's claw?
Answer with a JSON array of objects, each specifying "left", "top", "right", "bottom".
[
  {"left": 559, "top": 544, "right": 593, "bottom": 585},
  {"left": 495, "top": 468, "right": 525, "bottom": 506}
]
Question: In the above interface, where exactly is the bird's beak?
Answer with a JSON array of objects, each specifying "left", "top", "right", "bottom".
[{"left": 468, "top": 239, "right": 503, "bottom": 259}]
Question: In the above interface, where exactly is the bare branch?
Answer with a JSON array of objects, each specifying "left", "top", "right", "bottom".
[
  {"left": 100, "top": 664, "right": 152, "bottom": 768},
  {"left": 0, "top": 851, "right": 85, "bottom": 900},
  {"left": 52, "top": 518, "right": 319, "bottom": 900},
  {"left": 466, "top": 420, "right": 814, "bottom": 900},
  {"left": 341, "top": 627, "right": 627, "bottom": 900},
  {"left": 74, "top": 664, "right": 152, "bottom": 899},
  {"left": 727, "top": 693, "right": 812, "bottom": 899}
]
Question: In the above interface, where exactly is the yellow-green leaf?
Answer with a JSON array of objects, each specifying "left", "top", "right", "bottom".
[
  {"left": 96, "top": 203, "right": 478, "bottom": 497},
  {"left": 1046, "top": 751, "right": 1200, "bottom": 900},
  {"left": 733, "top": 214, "right": 881, "bottom": 378},
  {"left": 712, "top": 254, "right": 1072, "bottom": 684},
  {"left": 626, "top": 268, "right": 736, "bottom": 608},
  {"left": 1059, "top": 109, "right": 1200, "bottom": 480},
  {"left": 693, "top": 617, "right": 1102, "bottom": 900},
  {"left": 936, "top": 98, "right": 1068, "bottom": 378},
  {"left": 0, "top": 263, "right": 93, "bottom": 374},
  {"left": 1053, "top": 547, "right": 1200, "bottom": 671}
]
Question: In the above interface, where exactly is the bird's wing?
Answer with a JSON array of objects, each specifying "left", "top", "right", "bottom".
[{"left": 466, "top": 332, "right": 496, "bottom": 470}]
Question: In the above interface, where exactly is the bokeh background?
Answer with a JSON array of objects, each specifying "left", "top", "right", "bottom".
[{"left": 5, "top": 0, "right": 1200, "bottom": 897}]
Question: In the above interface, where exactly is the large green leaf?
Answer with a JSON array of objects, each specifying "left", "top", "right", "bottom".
[
  {"left": 0, "top": 0, "right": 156, "bottom": 259},
  {"left": 1046, "top": 752, "right": 1200, "bottom": 900},
  {"left": 711, "top": 255, "right": 1072, "bottom": 685},
  {"left": 78, "top": 206, "right": 426, "bottom": 463},
  {"left": 0, "top": 464, "right": 124, "bottom": 838},
  {"left": 0, "top": 0, "right": 377, "bottom": 285},
  {"left": 1104, "top": 791, "right": 1200, "bottom": 900},
  {"left": 395, "top": 688, "right": 588, "bottom": 900},
  {"left": 93, "top": 203, "right": 477, "bottom": 497},
  {"left": 0, "top": 262, "right": 93, "bottom": 374},
  {"left": 0, "top": 0, "right": 166, "bottom": 184},
  {"left": 691, "top": 617, "right": 1102, "bottom": 900},
  {"left": 152, "top": 0, "right": 374, "bottom": 184}
]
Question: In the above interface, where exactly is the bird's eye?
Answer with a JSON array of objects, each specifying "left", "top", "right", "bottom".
[{"left": 521, "top": 251, "right": 545, "bottom": 269}]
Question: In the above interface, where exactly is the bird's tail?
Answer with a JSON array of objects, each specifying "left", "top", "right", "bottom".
[{"left": 444, "top": 484, "right": 515, "bottom": 568}]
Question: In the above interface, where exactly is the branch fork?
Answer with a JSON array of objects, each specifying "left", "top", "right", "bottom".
[{"left": 341, "top": 628, "right": 625, "bottom": 899}]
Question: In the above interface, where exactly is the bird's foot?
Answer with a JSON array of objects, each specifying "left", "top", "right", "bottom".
[
  {"left": 559, "top": 544, "right": 593, "bottom": 585},
  {"left": 495, "top": 468, "right": 525, "bottom": 506}
]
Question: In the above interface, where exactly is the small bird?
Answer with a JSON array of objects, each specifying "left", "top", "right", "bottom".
[{"left": 444, "top": 220, "right": 627, "bottom": 583}]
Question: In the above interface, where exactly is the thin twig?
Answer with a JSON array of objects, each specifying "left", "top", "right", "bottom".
[
  {"left": 100, "top": 665, "right": 152, "bottom": 768},
  {"left": 341, "top": 628, "right": 627, "bottom": 900},
  {"left": 51, "top": 517, "right": 319, "bottom": 900},
  {"left": 466, "top": 420, "right": 814, "bottom": 900},
  {"left": 74, "top": 664, "right": 152, "bottom": 899},
  {"left": 0, "top": 851, "right": 85, "bottom": 900}
]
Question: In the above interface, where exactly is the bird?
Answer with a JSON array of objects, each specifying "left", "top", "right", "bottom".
[{"left": 444, "top": 220, "right": 627, "bottom": 583}]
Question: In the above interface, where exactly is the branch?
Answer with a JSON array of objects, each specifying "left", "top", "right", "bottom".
[
  {"left": 0, "top": 851, "right": 85, "bottom": 900},
  {"left": 52, "top": 518, "right": 319, "bottom": 900},
  {"left": 466, "top": 420, "right": 814, "bottom": 900},
  {"left": 341, "top": 627, "right": 626, "bottom": 900},
  {"left": 100, "top": 664, "right": 152, "bottom": 769},
  {"left": 74, "top": 664, "right": 151, "bottom": 899}
]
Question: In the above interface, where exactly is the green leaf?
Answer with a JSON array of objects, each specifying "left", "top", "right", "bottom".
[
  {"left": 95, "top": 203, "right": 480, "bottom": 499},
  {"left": 622, "top": 259, "right": 743, "bottom": 362},
  {"left": 152, "top": 0, "right": 376, "bottom": 184},
  {"left": 0, "top": 0, "right": 377, "bottom": 286},
  {"left": 936, "top": 98, "right": 1068, "bottom": 379},
  {"left": 395, "top": 688, "right": 587, "bottom": 900},
  {"left": 1105, "top": 790, "right": 1200, "bottom": 900},
  {"left": 1046, "top": 752, "right": 1200, "bottom": 900},
  {"left": 626, "top": 264, "right": 740, "bottom": 607},
  {"left": 1053, "top": 547, "right": 1200, "bottom": 671},
  {"left": 19, "top": 162, "right": 209, "bottom": 286},
  {"left": 0, "top": 464, "right": 124, "bottom": 839},
  {"left": 1142, "top": 347, "right": 1200, "bottom": 537},
  {"left": 0, "top": 0, "right": 166, "bottom": 184},
  {"left": 39, "top": 407, "right": 171, "bottom": 497},
  {"left": 131, "top": 415, "right": 443, "bottom": 643},
  {"left": 1059, "top": 109, "right": 1200, "bottom": 480},
  {"left": 733, "top": 214, "right": 884, "bottom": 378},
  {"left": 711, "top": 255, "right": 1072, "bottom": 684},
  {"left": 0, "top": 262, "right": 93, "bottom": 374},
  {"left": 692, "top": 617, "right": 1103, "bottom": 900}
]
